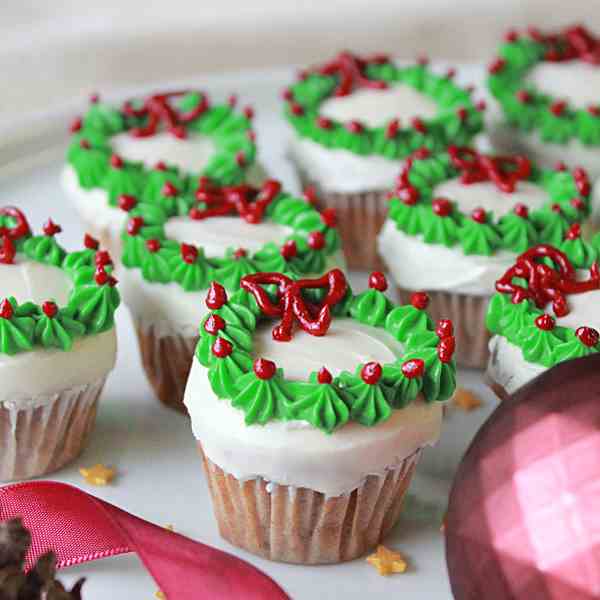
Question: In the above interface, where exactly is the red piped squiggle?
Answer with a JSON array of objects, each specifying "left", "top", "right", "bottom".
[
  {"left": 0, "top": 207, "right": 31, "bottom": 265},
  {"left": 537, "top": 25, "right": 600, "bottom": 64}
]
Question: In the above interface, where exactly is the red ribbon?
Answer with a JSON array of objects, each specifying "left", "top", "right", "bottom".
[
  {"left": 317, "top": 51, "right": 389, "bottom": 97},
  {"left": 543, "top": 25, "right": 600, "bottom": 64},
  {"left": 0, "top": 481, "right": 289, "bottom": 600}
]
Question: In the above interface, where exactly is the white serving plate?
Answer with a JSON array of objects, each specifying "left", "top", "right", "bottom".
[{"left": 0, "top": 65, "right": 498, "bottom": 599}]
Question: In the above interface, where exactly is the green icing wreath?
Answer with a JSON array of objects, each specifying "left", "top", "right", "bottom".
[
  {"left": 119, "top": 180, "right": 342, "bottom": 291},
  {"left": 283, "top": 52, "right": 484, "bottom": 161},
  {"left": 386, "top": 146, "right": 592, "bottom": 256},
  {"left": 487, "top": 26, "right": 600, "bottom": 146},
  {"left": 0, "top": 207, "right": 120, "bottom": 356},
  {"left": 486, "top": 243, "right": 600, "bottom": 369},
  {"left": 194, "top": 270, "right": 456, "bottom": 434},
  {"left": 66, "top": 91, "right": 258, "bottom": 205}
]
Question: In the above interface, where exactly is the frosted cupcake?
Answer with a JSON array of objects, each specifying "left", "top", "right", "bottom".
[
  {"left": 62, "top": 90, "right": 262, "bottom": 257},
  {"left": 378, "top": 146, "right": 592, "bottom": 368},
  {"left": 119, "top": 179, "right": 344, "bottom": 412},
  {"left": 487, "top": 25, "right": 600, "bottom": 225},
  {"left": 487, "top": 241, "right": 600, "bottom": 399},
  {"left": 184, "top": 269, "right": 456, "bottom": 564},
  {"left": 0, "top": 207, "right": 119, "bottom": 481},
  {"left": 283, "top": 52, "right": 484, "bottom": 269}
]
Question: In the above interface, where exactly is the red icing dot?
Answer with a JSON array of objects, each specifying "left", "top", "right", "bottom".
[
  {"left": 411, "top": 291, "right": 430, "bottom": 310},
  {"left": 551, "top": 203, "right": 562, "bottom": 214},
  {"left": 303, "top": 186, "right": 318, "bottom": 205},
  {"left": 43, "top": 219, "right": 61, "bottom": 237},
  {"left": 162, "top": 181, "right": 179, "bottom": 197},
  {"left": 204, "top": 314, "right": 225, "bottom": 335},
  {"left": 317, "top": 116, "right": 333, "bottom": 129},
  {"left": 308, "top": 231, "right": 325, "bottom": 250},
  {"left": 457, "top": 107, "right": 468, "bottom": 121},
  {"left": 79, "top": 139, "right": 91, "bottom": 150},
  {"left": 155, "top": 161, "right": 168, "bottom": 171},
  {"left": 254, "top": 358, "right": 276, "bottom": 380},
  {"left": 90, "top": 93, "right": 100, "bottom": 104},
  {"left": 181, "top": 243, "right": 198, "bottom": 264},
  {"left": 577, "top": 326, "right": 599, "bottom": 347},
  {"left": 110, "top": 154, "right": 124, "bottom": 169},
  {"left": 84, "top": 234, "right": 99, "bottom": 250},
  {"left": 566, "top": 223, "right": 581, "bottom": 240},
  {"left": 436, "top": 319, "right": 454, "bottom": 339},
  {"left": 446, "top": 68, "right": 456, "bottom": 79},
  {"left": 432, "top": 198, "right": 452, "bottom": 217},
  {"left": 574, "top": 167, "right": 591, "bottom": 196},
  {"left": 146, "top": 239, "right": 161, "bottom": 253},
  {"left": 317, "top": 367, "right": 333, "bottom": 384},
  {"left": 346, "top": 120, "right": 364, "bottom": 134},
  {"left": 0, "top": 235, "right": 15, "bottom": 265},
  {"left": 118, "top": 194, "right": 137, "bottom": 212},
  {"left": 361, "top": 362, "right": 382, "bottom": 385},
  {"left": 571, "top": 197, "right": 585, "bottom": 211},
  {"left": 488, "top": 58, "right": 506, "bottom": 74},
  {"left": 471, "top": 208, "right": 487, "bottom": 224},
  {"left": 127, "top": 216, "right": 144, "bottom": 236},
  {"left": 514, "top": 203, "right": 529, "bottom": 218},
  {"left": 290, "top": 103, "right": 304, "bottom": 116},
  {"left": 535, "top": 314, "right": 556, "bottom": 331},
  {"left": 417, "top": 55, "right": 429, "bottom": 66},
  {"left": 402, "top": 358, "right": 425, "bottom": 379},
  {"left": 550, "top": 100, "right": 567, "bottom": 116},
  {"left": 235, "top": 151, "right": 246, "bottom": 167},
  {"left": 70, "top": 117, "right": 82, "bottom": 133},
  {"left": 476, "top": 100, "right": 487, "bottom": 112},
  {"left": 321, "top": 208, "right": 337, "bottom": 228},
  {"left": 234, "top": 248, "right": 247, "bottom": 259},
  {"left": 413, "top": 147, "right": 431, "bottom": 160},
  {"left": 0, "top": 299, "right": 13, "bottom": 319},
  {"left": 555, "top": 161, "right": 567, "bottom": 172},
  {"left": 228, "top": 94, "right": 237, "bottom": 107},
  {"left": 247, "top": 130, "right": 256, "bottom": 142},
  {"left": 587, "top": 105, "right": 600, "bottom": 116},
  {"left": 170, "top": 125, "right": 187, "bottom": 140},
  {"left": 438, "top": 336, "right": 456, "bottom": 363},
  {"left": 282, "top": 88, "right": 293, "bottom": 101},
  {"left": 95, "top": 250, "right": 113, "bottom": 268},
  {"left": 411, "top": 117, "right": 427, "bottom": 133},
  {"left": 369, "top": 271, "right": 388, "bottom": 291},
  {"left": 516, "top": 90, "right": 531, "bottom": 104},
  {"left": 95, "top": 269, "right": 117, "bottom": 287},
  {"left": 212, "top": 337, "right": 233, "bottom": 358},
  {"left": 206, "top": 282, "right": 227, "bottom": 310},
  {"left": 385, "top": 119, "right": 400, "bottom": 139},
  {"left": 42, "top": 301, "right": 58, "bottom": 318},
  {"left": 281, "top": 240, "right": 297, "bottom": 260},
  {"left": 243, "top": 106, "right": 254, "bottom": 119},
  {"left": 505, "top": 29, "right": 519, "bottom": 42},
  {"left": 399, "top": 186, "right": 420, "bottom": 206}
]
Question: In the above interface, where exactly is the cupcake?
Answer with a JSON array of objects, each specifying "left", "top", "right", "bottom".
[
  {"left": 119, "top": 179, "right": 344, "bottom": 413},
  {"left": 487, "top": 25, "right": 600, "bottom": 225},
  {"left": 283, "top": 51, "right": 484, "bottom": 269},
  {"left": 62, "top": 90, "right": 262, "bottom": 257},
  {"left": 0, "top": 207, "right": 119, "bottom": 481},
  {"left": 377, "top": 146, "right": 592, "bottom": 368},
  {"left": 184, "top": 268, "right": 456, "bottom": 564},
  {"left": 486, "top": 240, "right": 600, "bottom": 400}
]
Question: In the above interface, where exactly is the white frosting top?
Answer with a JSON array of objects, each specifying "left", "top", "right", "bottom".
[
  {"left": 110, "top": 131, "right": 216, "bottom": 173},
  {"left": 184, "top": 318, "right": 443, "bottom": 496},
  {"left": 378, "top": 177, "right": 550, "bottom": 295},
  {"left": 525, "top": 61, "right": 600, "bottom": 108},
  {"left": 0, "top": 259, "right": 117, "bottom": 409}
]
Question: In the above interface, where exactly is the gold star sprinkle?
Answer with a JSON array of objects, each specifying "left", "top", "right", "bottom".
[
  {"left": 366, "top": 545, "right": 408, "bottom": 576},
  {"left": 155, "top": 591, "right": 166, "bottom": 600},
  {"left": 453, "top": 388, "right": 483, "bottom": 412},
  {"left": 164, "top": 524, "right": 175, "bottom": 533},
  {"left": 79, "top": 464, "right": 115, "bottom": 486}
]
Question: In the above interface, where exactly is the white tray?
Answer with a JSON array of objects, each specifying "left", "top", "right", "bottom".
[{"left": 0, "top": 65, "right": 498, "bottom": 600}]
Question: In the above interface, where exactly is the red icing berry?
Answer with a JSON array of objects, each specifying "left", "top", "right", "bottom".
[
  {"left": 234, "top": 248, "right": 247, "bottom": 259},
  {"left": 290, "top": 103, "right": 304, "bottom": 116},
  {"left": 303, "top": 185, "right": 318, "bottom": 205},
  {"left": 317, "top": 116, "right": 332, "bottom": 129},
  {"left": 0, "top": 235, "right": 15, "bottom": 265},
  {"left": 551, "top": 203, "right": 562, "bottom": 214},
  {"left": 566, "top": 223, "right": 581, "bottom": 240},
  {"left": 385, "top": 119, "right": 400, "bottom": 139},
  {"left": 417, "top": 55, "right": 429, "bottom": 66},
  {"left": 411, "top": 291, "right": 430, "bottom": 310},
  {"left": 369, "top": 271, "right": 388, "bottom": 291},
  {"left": 282, "top": 88, "right": 293, "bottom": 101},
  {"left": 90, "top": 93, "right": 100, "bottom": 104},
  {"left": 446, "top": 68, "right": 456, "bottom": 79},
  {"left": 516, "top": 90, "right": 531, "bottom": 104},
  {"left": 488, "top": 58, "right": 506, "bottom": 74},
  {"left": 317, "top": 367, "right": 333, "bottom": 384},
  {"left": 399, "top": 186, "right": 420, "bottom": 206},
  {"left": 574, "top": 168, "right": 591, "bottom": 196},
  {"left": 181, "top": 243, "right": 198, "bottom": 264},
  {"left": 243, "top": 106, "right": 254, "bottom": 119},
  {"left": 320, "top": 208, "right": 337, "bottom": 228},
  {"left": 281, "top": 240, "right": 297, "bottom": 260},
  {"left": 162, "top": 181, "right": 179, "bottom": 197},
  {"left": 204, "top": 314, "right": 225, "bottom": 335},
  {"left": 146, "top": 239, "right": 161, "bottom": 253},
  {"left": 346, "top": 120, "right": 363, "bottom": 134},
  {"left": 170, "top": 125, "right": 186, "bottom": 139},
  {"left": 79, "top": 139, "right": 91, "bottom": 150},
  {"left": 535, "top": 314, "right": 556, "bottom": 331},
  {"left": 514, "top": 203, "right": 529, "bottom": 218},
  {"left": 0, "top": 299, "right": 13, "bottom": 319},
  {"left": 413, "top": 147, "right": 431, "bottom": 160},
  {"left": 432, "top": 198, "right": 452, "bottom": 217},
  {"left": 70, "top": 117, "right": 82, "bottom": 133},
  {"left": 550, "top": 100, "right": 567, "bottom": 116},
  {"left": 206, "top": 282, "right": 227, "bottom": 310},
  {"left": 438, "top": 336, "right": 456, "bottom": 363},
  {"left": 212, "top": 337, "right": 233, "bottom": 358},
  {"left": 577, "top": 326, "right": 599, "bottom": 347},
  {"left": 402, "top": 358, "right": 425, "bottom": 379},
  {"left": 361, "top": 362, "right": 382, "bottom": 385},
  {"left": 127, "top": 217, "right": 144, "bottom": 236},
  {"left": 471, "top": 208, "right": 487, "bottom": 224},
  {"left": 457, "top": 107, "right": 468, "bottom": 121},
  {"left": 505, "top": 29, "right": 519, "bottom": 42},
  {"left": 95, "top": 250, "right": 112, "bottom": 268},
  {"left": 118, "top": 194, "right": 137, "bottom": 211},
  {"left": 110, "top": 154, "right": 124, "bottom": 169},
  {"left": 587, "top": 105, "right": 600, "bottom": 116},
  {"left": 308, "top": 231, "right": 325, "bottom": 250},
  {"left": 94, "top": 269, "right": 117, "bottom": 287},
  {"left": 228, "top": 94, "right": 237, "bottom": 107},
  {"left": 571, "top": 197, "right": 585, "bottom": 211},
  {"left": 476, "top": 100, "right": 487, "bottom": 112},
  {"left": 555, "top": 161, "right": 567, "bottom": 172},
  {"left": 235, "top": 151, "right": 246, "bottom": 167},
  {"left": 411, "top": 117, "right": 427, "bottom": 133},
  {"left": 155, "top": 161, "right": 168, "bottom": 171},
  {"left": 84, "top": 233, "right": 99, "bottom": 250},
  {"left": 254, "top": 358, "right": 276, "bottom": 380},
  {"left": 43, "top": 219, "right": 61, "bottom": 237},
  {"left": 42, "top": 301, "right": 58, "bottom": 318},
  {"left": 436, "top": 319, "right": 454, "bottom": 339}
]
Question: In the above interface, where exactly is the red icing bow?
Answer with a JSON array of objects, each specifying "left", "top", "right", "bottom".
[
  {"left": 316, "top": 51, "right": 389, "bottom": 97},
  {"left": 541, "top": 25, "right": 600, "bottom": 64},
  {"left": 0, "top": 207, "right": 31, "bottom": 265},
  {"left": 240, "top": 269, "right": 348, "bottom": 341},
  {"left": 448, "top": 146, "right": 531, "bottom": 193},
  {"left": 122, "top": 90, "right": 210, "bottom": 138},
  {"left": 495, "top": 244, "right": 600, "bottom": 317},
  {"left": 190, "top": 180, "right": 281, "bottom": 224}
]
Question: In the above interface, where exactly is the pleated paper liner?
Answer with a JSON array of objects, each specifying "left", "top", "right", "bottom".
[
  {"left": 134, "top": 319, "right": 196, "bottom": 414},
  {"left": 0, "top": 377, "right": 106, "bottom": 482},
  {"left": 200, "top": 445, "right": 420, "bottom": 565},
  {"left": 396, "top": 287, "right": 491, "bottom": 370}
]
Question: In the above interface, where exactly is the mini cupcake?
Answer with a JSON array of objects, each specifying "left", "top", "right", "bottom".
[
  {"left": 487, "top": 25, "right": 600, "bottom": 225},
  {"left": 486, "top": 240, "right": 600, "bottom": 399},
  {"left": 119, "top": 179, "right": 344, "bottom": 413},
  {"left": 184, "top": 269, "right": 456, "bottom": 564},
  {"left": 0, "top": 207, "right": 119, "bottom": 481},
  {"left": 378, "top": 146, "right": 592, "bottom": 368},
  {"left": 283, "top": 52, "right": 484, "bottom": 269},
  {"left": 62, "top": 90, "right": 262, "bottom": 257}
]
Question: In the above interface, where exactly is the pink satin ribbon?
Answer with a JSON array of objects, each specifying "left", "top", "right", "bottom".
[{"left": 0, "top": 480, "right": 289, "bottom": 600}]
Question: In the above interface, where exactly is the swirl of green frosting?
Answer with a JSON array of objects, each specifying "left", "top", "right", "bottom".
[
  {"left": 519, "top": 322, "right": 565, "bottom": 368},
  {"left": 167, "top": 248, "right": 215, "bottom": 292},
  {"left": 337, "top": 370, "right": 392, "bottom": 426},
  {"left": 559, "top": 235, "right": 598, "bottom": 269},
  {"left": 385, "top": 304, "right": 434, "bottom": 342},
  {"left": 0, "top": 298, "right": 36, "bottom": 355},
  {"left": 381, "top": 363, "right": 423, "bottom": 408},
  {"left": 23, "top": 236, "right": 66, "bottom": 267},
  {"left": 69, "top": 284, "right": 120, "bottom": 335},
  {"left": 498, "top": 211, "right": 539, "bottom": 253},
  {"left": 208, "top": 345, "right": 253, "bottom": 398},
  {"left": 554, "top": 329, "right": 600, "bottom": 363},
  {"left": 34, "top": 308, "right": 86, "bottom": 351},
  {"left": 349, "top": 288, "right": 393, "bottom": 327},
  {"left": 458, "top": 215, "right": 502, "bottom": 256}
]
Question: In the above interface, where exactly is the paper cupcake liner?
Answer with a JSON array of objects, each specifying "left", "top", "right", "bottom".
[
  {"left": 0, "top": 377, "right": 106, "bottom": 482},
  {"left": 297, "top": 174, "right": 387, "bottom": 271},
  {"left": 134, "top": 318, "right": 196, "bottom": 414},
  {"left": 397, "top": 287, "right": 490, "bottom": 369},
  {"left": 200, "top": 445, "right": 420, "bottom": 564}
]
